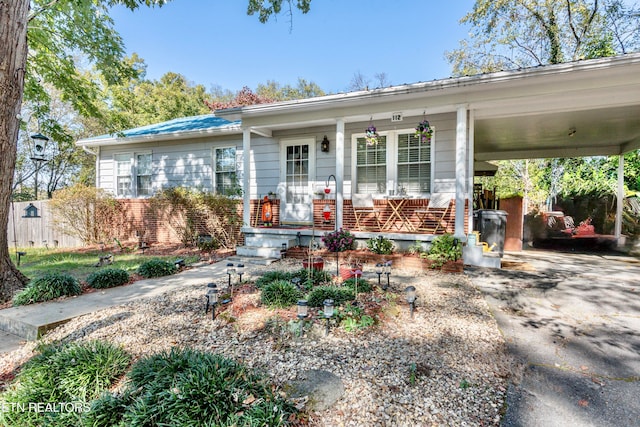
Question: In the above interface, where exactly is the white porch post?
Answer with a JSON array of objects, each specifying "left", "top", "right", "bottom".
[
  {"left": 242, "top": 128, "right": 251, "bottom": 228},
  {"left": 467, "top": 109, "right": 475, "bottom": 234},
  {"left": 336, "top": 119, "right": 345, "bottom": 230},
  {"left": 455, "top": 106, "right": 468, "bottom": 239},
  {"left": 615, "top": 154, "right": 624, "bottom": 241}
]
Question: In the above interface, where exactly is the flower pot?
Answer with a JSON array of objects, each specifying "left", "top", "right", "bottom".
[
  {"left": 339, "top": 264, "right": 363, "bottom": 280},
  {"left": 303, "top": 257, "right": 324, "bottom": 271}
]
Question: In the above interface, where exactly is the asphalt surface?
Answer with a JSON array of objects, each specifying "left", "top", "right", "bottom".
[{"left": 468, "top": 249, "right": 640, "bottom": 427}]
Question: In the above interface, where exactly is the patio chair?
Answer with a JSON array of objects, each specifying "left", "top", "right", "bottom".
[
  {"left": 415, "top": 196, "right": 453, "bottom": 233},
  {"left": 352, "top": 194, "right": 382, "bottom": 231}
]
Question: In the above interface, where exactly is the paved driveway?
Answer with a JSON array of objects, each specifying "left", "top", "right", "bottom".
[{"left": 467, "top": 249, "right": 640, "bottom": 427}]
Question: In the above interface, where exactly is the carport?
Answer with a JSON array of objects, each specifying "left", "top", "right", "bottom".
[{"left": 469, "top": 54, "right": 640, "bottom": 244}]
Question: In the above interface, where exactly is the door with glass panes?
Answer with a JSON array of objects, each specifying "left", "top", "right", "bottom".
[{"left": 280, "top": 138, "right": 315, "bottom": 224}]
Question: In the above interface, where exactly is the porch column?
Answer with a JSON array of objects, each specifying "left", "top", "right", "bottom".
[
  {"left": 455, "top": 106, "right": 468, "bottom": 239},
  {"left": 336, "top": 119, "right": 345, "bottom": 229},
  {"left": 242, "top": 128, "right": 251, "bottom": 228},
  {"left": 615, "top": 154, "right": 624, "bottom": 241},
  {"left": 467, "top": 109, "right": 475, "bottom": 234}
]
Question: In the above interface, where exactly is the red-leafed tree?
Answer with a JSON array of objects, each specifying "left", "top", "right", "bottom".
[{"left": 205, "top": 86, "right": 274, "bottom": 111}]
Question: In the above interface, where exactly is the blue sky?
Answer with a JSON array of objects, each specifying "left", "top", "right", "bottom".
[{"left": 111, "top": 1, "right": 475, "bottom": 94}]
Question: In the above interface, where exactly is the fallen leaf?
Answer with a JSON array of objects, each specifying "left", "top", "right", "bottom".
[
  {"left": 578, "top": 399, "right": 589, "bottom": 407},
  {"left": 243, "top": 395, "right": 256, "bottom": 405}
]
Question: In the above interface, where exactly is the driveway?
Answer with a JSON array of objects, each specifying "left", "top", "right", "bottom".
[{"left": 466, "top": 249, "right": 640, "bottom": 427}]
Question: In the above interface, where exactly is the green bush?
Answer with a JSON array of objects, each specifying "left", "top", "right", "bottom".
[
  {"left": 255, "top": 270, "right": 292, "bottom": 289},
  {"left": 342, "top": 277, "right": 373, "bottom": 293},
  {"left": 13, "top": 273, "right": 81, "bottom": 305},
  {"left": 366, "top": 235, "right": 394, "bottom": 254},
  {"left": 291, "top": 268, "right": 333, "bottom": 290},
  {"left": 306, "top": 286, "right": 355, "bottom": 307},
  {"left": 261, "top": 280, "right": 302, "bottom": 308},
  {"left": 86, "top": 268, "right": 130, "bottom": 289},
  {"left": 83, "top": 348, "right": 296, "bottom": 427},
  {"left": 337, "top": 304, "right": 376, "bottom": 333},
  {"left": 425, "top": 234, "right": 462, "bottom": 268},
  {"left": 136, "top": 258, "right": 177, "bottom": 278},
  {"left": 0, "top": 341, "right": 130, "bottom": 426}
]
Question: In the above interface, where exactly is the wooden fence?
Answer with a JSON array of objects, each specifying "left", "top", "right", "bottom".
[{"left": 7, "top": 200, "right": 82, "bottom": 248}]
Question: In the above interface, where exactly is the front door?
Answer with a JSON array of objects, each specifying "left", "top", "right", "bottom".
[{"left": 280, "top": 138, "right": 315, "bottom": 224}]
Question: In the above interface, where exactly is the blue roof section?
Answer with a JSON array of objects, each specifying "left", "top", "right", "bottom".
[{"left": 82, "top": 114, "right": 241, "bottom": 142}]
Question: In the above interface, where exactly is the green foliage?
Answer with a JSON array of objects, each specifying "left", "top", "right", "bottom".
[
  {"left": 13, "top": 273, "right": 81, "bottom": 305},
  {"left": 366, "top": 235, "right": 394, "bottom": 254},
  {"left": 0, "top": 341, "right": 130, "bottom": 426},
  {"left": 306, "top": 286, "right": 355, "bottom": 307},
  {"left": 255, "top": 270, "right": 293, "bottom": 289},
  {"left": 48, "top": 184, "right": 121, "bottom": 245},
  {"left": 87, "top": 268, "right": 130, "bottom": 289},
  {"left": 84, "top": 348, "right": 296, "bottom": 426},
  {"left": 342, "top": 277, "right": 373, "bottom": 293},
  {"left": 407, "top": 240, "right": 427, "bottom": 256},
  {"left": 136, "top": 259, "right": 177, "bottom": 278},
  {"left": 261, "top": 280, "right": 302, "bottom": 308},
  {"left": 150, "top": 187, "right": 242, "bottom": 249},
  {"left": 247, "top": 0, "right": 312, "bottom": 24},
  {"left": 425, "top": 234, "right": 462, "bottom": 268},
  {"left": 291, "top": 268, "right": 333, "bottom": 290},
  {"left": 337, "top": 304, "right": 375, "bottom": 333}
]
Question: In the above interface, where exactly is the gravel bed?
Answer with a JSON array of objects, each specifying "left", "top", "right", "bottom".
[{"left": 0, "top": 259, "right": 514, "bottom": 426}]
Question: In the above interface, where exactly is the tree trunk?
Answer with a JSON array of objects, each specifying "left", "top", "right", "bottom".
[{"left": 0, "top": 0, "right": 31, "bottom": 302}]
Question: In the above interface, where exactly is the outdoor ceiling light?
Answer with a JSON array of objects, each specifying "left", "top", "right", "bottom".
[
  {"left": 405, "top": 286, "right": 417, "bottom": 319},
  {"left": 323, "top": 299, "right": 334, "bottom": 336},
  {"left": 320, "top": 135, "right": 330, "bottom": 152}
]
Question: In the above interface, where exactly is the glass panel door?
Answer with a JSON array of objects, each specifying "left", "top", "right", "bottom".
[{"left": 281, "top": 140, "right": 314, "bottom": 223}]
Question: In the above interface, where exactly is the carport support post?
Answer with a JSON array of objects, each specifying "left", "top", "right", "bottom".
[
  {"left": 455, "top": 106, "right": 468, "bottom": 239},
  {"left": 615, "top": 155, "right": 624, "bottom": 242}
]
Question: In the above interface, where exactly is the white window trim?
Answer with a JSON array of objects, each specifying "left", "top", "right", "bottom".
[
  {"left": 351, "top": 128, "right": 435, "bottom": 198},
  {"left": 212, "top": 146, "right": 238, "bottom": 195},
  {"left": 113, "top": 151, "right": 152, "bottom": 198}
]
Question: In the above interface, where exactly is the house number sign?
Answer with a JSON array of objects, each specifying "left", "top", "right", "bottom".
[{"left": 391, "top": 113, "right": 403, "bottom": 122}]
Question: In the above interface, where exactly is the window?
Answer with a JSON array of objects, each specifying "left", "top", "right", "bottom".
[
  {"left": 355, "top": 135, "right": 387, "bottom": 194},
  {"left": 353, "top": 129, "right": 433, "bottom": 196},
  {"left": 397, "top": 133, "right": 431, "bottom": 194},
  {"left": 114, "top": 152, "right": 152, "bottom": 197},
  {"left": 214, "top": 147, "right": 237, "bottom": 195}
]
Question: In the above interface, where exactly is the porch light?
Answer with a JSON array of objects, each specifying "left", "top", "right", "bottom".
[
  {"left": 375, "top": 263, "right": 383, "bottom": 287},
  {"left": 322, "top": 204, "right": 331, "bottom": 223},
  {"left": 321, "top": 135, "right": 330, "bottom": 152},
  {"left": 323, "top": 299, "right": 334, "bottom": 335},
  {"left": 405, "top": 286, "right": 417, "bottom": 319}
]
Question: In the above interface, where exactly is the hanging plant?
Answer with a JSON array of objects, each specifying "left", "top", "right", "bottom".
[
  {"left": 365, "top": 124, "right": 380, "bottom": 146},
  {"left": 415, "top": 119, "right": 433, "bottom": 143}
]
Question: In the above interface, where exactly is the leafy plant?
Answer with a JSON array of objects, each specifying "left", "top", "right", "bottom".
[
  {"left": 366, "top": 235, "right": 394, "bottom": 254},
  {"left": 336, "top": 304, "right": 375, "bottom": 332},
  {"left": 260, "top": 280, "right": 302, "bottom": 308},
  {"left": 84, "top": 348, "right": 296, "bottom": 427},
  {"left": 137, "top": 258, "right": 178, "bottom": 278},
  {"left": 86, "top": 268, "right": 130, "bottom": 289},
  {"left": 424, "top": 234, "right": 462, "bottom": 268},
  {"left": 306, "top": 286, "right": 355, "bottom": 307},
  {"left": 291, "top": 268, "right": 333, "bottom": 290},
  {"left": 342, "top": 277, "right": 373, "bottom": 294},
  {"left": 255, "top": 270, "right": 293, "bottom": 289},
  {"left": 0, "top": 341, "right": 130, "bottom": 426},
  {"left": 13, "top": 272, "right": 81, "bottom": 305},
  {"left": 322, "top": 228, "right": 356, "bottom": 252},
  {"left": 407, "top": 240, "right": 427, "bottom": 256}
]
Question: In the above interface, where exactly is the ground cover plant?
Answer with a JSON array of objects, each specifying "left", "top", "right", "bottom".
[
  {"left": 136, "top": 258, "right": 178, "bottom": 278},
  {"left": 12, "top": 273, "right": 81, "bottom": 305},
  {"left": 0, "top": 340, "right": 130, "bottom": 426},
  {"left": 86, "top": 268, "right": 130, "bottom": 289},
  {"left": 85, "top": 348, "right": 296, "bottom": 427}
]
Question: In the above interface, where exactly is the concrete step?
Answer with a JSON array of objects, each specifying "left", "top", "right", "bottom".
[
  {"left": 244, "top": 235, "right": 297, "bottom": 249},
  {"left": 0, "top": 330, "right": 26, "bottom": 354},
  {"left": 236, "top": 245, "right": 284, "bottom": 259},
  {"left": 226, "top": 255, "right": 280, "bottom": 266}
]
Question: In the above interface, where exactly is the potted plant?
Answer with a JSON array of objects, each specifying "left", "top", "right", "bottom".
[
  {"left": 365, "top": 124, "right": 380, "bottom": 146},
  {"left": 422, "top": 234, "right": 462, "bottom": 272}
]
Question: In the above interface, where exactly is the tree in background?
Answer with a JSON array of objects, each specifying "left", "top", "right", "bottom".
[{"left": 256, "top": 78, "right": 325, "bottom": 101}]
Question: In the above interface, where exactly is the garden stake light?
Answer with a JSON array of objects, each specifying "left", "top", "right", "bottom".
[
  {"left": 323, "top": 299, "right": 334, "bottom": 335},
  {"left": 384, "top": 261, "right": 392, "bottom": 290},
  {"left": 207, "top": 286, "right": 218, "bottom": 320},
  {"left": 375, "top": 263, "right": 383, "bottom": 287},
  {"left": 237, "top": 263, "right": 245, "bottom": 283},
  {"left": 297, "top": 300, "right": 308, "bottom": 337},
  {"left": 205, "top": 283, "right": 217, "bottom": 313},
  {"left": 405, "top": 286, "right": 417, "bottom": 319},
  {"left": 291, "top": 276, "right": 302, "bottom": 291},
  {"left": 226, "top": 263, "right": 235, "bottom": 299}
]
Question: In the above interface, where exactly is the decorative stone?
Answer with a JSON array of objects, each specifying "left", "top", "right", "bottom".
[{"left": 286, "top": 369, "right": 345, "bottom": 411}]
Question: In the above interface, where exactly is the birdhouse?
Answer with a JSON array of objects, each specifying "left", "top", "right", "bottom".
[{"left": 23, "top": 203, "right": 40, "bottom": 218}]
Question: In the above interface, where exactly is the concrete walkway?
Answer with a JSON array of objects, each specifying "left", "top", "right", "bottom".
[
  {"left": 0, "top": 257, "right": 265, "bottom": 353},
  {"left": 468, "top": 249, "right": 640, "bottom": 427}
]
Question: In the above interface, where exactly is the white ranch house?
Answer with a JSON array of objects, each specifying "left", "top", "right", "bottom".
[{"left": 77, "top": 53, "right": 640, "bottom": 264}]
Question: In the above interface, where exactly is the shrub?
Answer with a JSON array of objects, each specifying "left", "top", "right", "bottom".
[
  {"left": 366, "top": 235, "right": 394, "bottom": 254},
  {"left": 0, "top": 341, "right": 130, "bottom": 426},
  {"left": 425, "top": 234, "right": 462, "bottom": 268},
  {"left": 13, "top": 273, "right": 81, "bottom": 305},
  {"left": 255, "top": 270, "right": 292, "bottom": 289},
  {"left": 342, "top": 277, "right": 373, "bottom": 293},
  {"left": 322, "top": 228, "right": 356, "bottom": 252},
  {"left": 336, "top": 304, "right": 376, "bottom": 333},
  {"left": 291, "top": 268, "right": 333, "bottom": 290},
  {"left": 261, "top": 280, "right": 302, "bottom": 308},
  {"left": 84, "top": 348, "right": 296, "bottom": 427},
  {"left": 87, "top": 268, "right": 130, "bottom": 289},
  {"left": 306, "top": 286, "right": 355, "bottom": 307},
  {"left": 137, "top": 258, "right": 177, "bottom": 278}
]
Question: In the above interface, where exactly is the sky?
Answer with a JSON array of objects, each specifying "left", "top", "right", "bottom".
[{"left": 110, "top": 0, "right": 476, "bottom": 94}]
